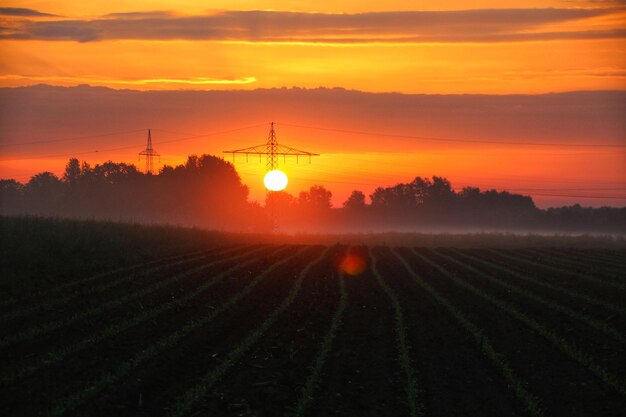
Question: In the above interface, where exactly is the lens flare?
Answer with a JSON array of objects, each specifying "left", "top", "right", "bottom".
[
  {"left": 264, "top": 169, "right": 288, "bottom": 191},
  {"left": 338, "top": 252, "right": 367, "bottom": 276}
]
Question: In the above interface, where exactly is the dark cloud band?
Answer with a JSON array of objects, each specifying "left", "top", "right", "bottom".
[
  {"left": 0, "top": 7, "right": 56, "bottom": 17},
  {"left": 1, "top": 8, "right": 624, "bottom": 43}
]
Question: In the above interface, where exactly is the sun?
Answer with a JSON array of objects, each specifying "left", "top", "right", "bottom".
[{"left": 264, "top": 169, "right": 288, "bottom": 191}]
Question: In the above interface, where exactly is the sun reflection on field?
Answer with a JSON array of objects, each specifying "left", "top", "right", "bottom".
[{"left": 337, "top": 249, "right": 368, "bottom": 276}]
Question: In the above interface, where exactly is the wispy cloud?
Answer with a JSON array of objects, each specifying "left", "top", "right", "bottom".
[
  {"left": 137, "top": 77, "right": 257, "bottom": 85},
  {"left": 0, "top": 7, "right": 56, "bottom": 17},
  {"left": 102, "top": 11, "right": 176, "bottom": 19},
  {"left": 0, "top": 74, "right": 256, "bottom": 86},
  {"left": 1, "top": 8, "right": 624, "bottom": 43},
  {"left": 564, "top": 0, "right": 626, "bottom": 4}
]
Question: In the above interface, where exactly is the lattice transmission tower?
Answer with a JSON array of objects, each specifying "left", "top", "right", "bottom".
[
  {"left": 138, "top": 129, "right": 160, "bottom": 174},
  {"left": 223, "top": 122, "right": 319, "bottom": 172},
  {"left": 224, "top": 122, "right": 319, "bottom": 231}
]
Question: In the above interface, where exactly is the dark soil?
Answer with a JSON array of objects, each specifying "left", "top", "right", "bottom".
[
  {"left": 1, "top": 245, "right": 625, "bottom": 417},
  {"left": 374, "top": 246, "right": 527, "bottom": 417},
  {"left": 400, "top": 248, "right": 626, "bottom": 417},
  {"left": 307, "top": 247, "right": 407, "bottom": 417}
]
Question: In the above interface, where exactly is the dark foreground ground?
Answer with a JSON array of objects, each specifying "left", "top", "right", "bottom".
[{"left": 0, "top": 217, "right": 625, "bottom": 417}]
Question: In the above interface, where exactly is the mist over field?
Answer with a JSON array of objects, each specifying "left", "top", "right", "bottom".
[{"left": 2, "top": 153, "right": 624, "bottom": 235}]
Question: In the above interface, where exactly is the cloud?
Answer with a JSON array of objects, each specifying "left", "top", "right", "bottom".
[
  {"left": 564, "top": 0, "right": 626, "bottom": 4},
  {"left": 1, "top": 8, "right": 624, "bottom": 43},
  {"left": 0, "top": 74, "right": 257, "bottom": 86},
  {"left": 1, "top": 85, "right": 624, "bottom": 149},
  {"left": 102, "top": 11, "right": 176, "bottom": 19},
  {"left": 0, "top": 7, "right": 56, "bottom": 17}
]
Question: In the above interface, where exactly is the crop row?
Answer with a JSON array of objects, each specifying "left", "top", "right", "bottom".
[
  {"left": 291, "top": 268, "right": 347, "bottom": 417},
  {"left": 391, "top": 248, "right": 545, "bottom": 417},
  {"left": 0, "top": 246, "right": 240, "bottom": 324},
  {"left": 448, "top": 249, "right": 625, "bottom": 316},
  {"left": 0, "top": 248, "right": 212, "bottom": 311},
  {"left": 437, "top": 250, "right": 625, "bottom": 344},
  {"left": 5, "top": 246, "right": 624, "bottom": 417},
  {"left": 0, "top": 246, "right": 283, "bottom": 385},
  {"left": 556, "top": 248, "right": 626, "bottom": 269},
  {"left": 165, "top": 247, "right": 330, "bottom": 417},
  {"left": 524, "top": 249, "right": 624, "bottom": 277},
  {"left": 47, "top": 246, "right": 313, "bottom": 416},
  {"left": 415, "top": 249, "right": 626, "bottom": 396},
  {"left": 487, "top": 249, "right": 626, "bottom": 290},
  {"left": 0, "top": 245, "right": 257, "bottom": 349}
]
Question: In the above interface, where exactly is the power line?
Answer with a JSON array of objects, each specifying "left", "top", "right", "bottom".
[
  {"left": 2, "top": 121, "right": 625, "bottom": 201},
  {"left": 0, "top": 129, "right": 147, "bottom": 147},
  {"left": 153, "top": 123, "right": 267, "bottom": 146},
  {"left": 0, "top": 124, "right": 267, "bottom": 162},
  {"left": 517, "top": 193, "right": 626, "bottom": 200},
  {"left": 279, "top": 123, "right": 626, "bottom": 149},
  {"left": 5, "top": 121, "right": 624, "bottom": 153},
  {"left": 284, "top": 174, "right": 626, "bottom": 199},
  {"left": 238, "top": 162, "right": 626, "bottom": 194},
  {"left": 483, "top": 187, "right": 626, "bottom": 192},
  {"left": 298, "top": 154, "right": 626, "bottom": 186},
  {"left": 0, "top": 143, "right": 143, "bottom": 162}
]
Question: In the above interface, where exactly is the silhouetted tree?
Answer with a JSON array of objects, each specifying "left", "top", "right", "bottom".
[
  {"left": 299, "top": 185, "right": 332, "bottom": 211},
  {"left": 24, "top": 172, "right": 62, "bottom": 215},
  {"left": 370, "top": 183, "right": 415, "bottom": 212},
  {"left": 0, "top": 180, "right": 24, "bottom": 214},
  {"left": 1, "top": 160, "right": 624, "bottom": 232},
  {"left": 63, "top": 158, "right": 81, "bottom": 186},
  {"left": 294, "top": 185, "right": 333, "bottom": 228},
  {"left": 343, "top": 190, "right": 367, "bottom": 210}
]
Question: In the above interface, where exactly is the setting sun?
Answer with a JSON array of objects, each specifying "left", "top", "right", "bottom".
[{"left": 264, "top": 169, "right": 288, "bottom": 192}]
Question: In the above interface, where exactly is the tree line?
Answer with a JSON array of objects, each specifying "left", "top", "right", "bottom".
[{"left": 1, "top": 155, "right": 624, "bottom": 232}]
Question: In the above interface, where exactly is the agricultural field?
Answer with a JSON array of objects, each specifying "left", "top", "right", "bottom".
[{"left": 1, "top": 223, "right": 625, "bottom": 416}]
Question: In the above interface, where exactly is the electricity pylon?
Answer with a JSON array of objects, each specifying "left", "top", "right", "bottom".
[
  {"left": 138, "top": 129, "right": 160, "bottom": 174},
  {"left": 223, "top": 122, "right": 319, "bottom": 172},
  {"left": 223, "top": 122, "right": 319, "bottom": 231}
]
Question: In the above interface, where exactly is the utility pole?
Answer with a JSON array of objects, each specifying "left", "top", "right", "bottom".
[{"left": 139, "top": 129, "right": 160, "bottom": 174}]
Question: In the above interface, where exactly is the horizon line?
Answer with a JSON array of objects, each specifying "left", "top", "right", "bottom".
[{"left": 2, "top": 82, "right": 626, "bottom": 96}]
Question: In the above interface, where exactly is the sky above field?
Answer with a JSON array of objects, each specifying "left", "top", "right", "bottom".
[{"left": 0, "top": 0, "right": 625, "bottom": 207}]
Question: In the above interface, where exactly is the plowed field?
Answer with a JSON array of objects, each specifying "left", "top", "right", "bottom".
[{"left": 1, "top": 245, "right": 625, "bottom": 417}]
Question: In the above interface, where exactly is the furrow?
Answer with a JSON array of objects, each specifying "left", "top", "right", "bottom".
[
  {"left": 47, "top": 246, "right": 310, "bottom": 417},
  {"left": 39, "top": 250, "right": 210, "bottom": 296},
  {"left": 0, "top": 245, "right": 254, "bottom": 349},
  {"left": 417, "top": 250, "right": 626, "bottom": 397},
  {"left": 486, "top": 249, "right": 626, "bottom": 291},
  {"left": 450, "top": 249, "right": 626, "bottom": 316},
  {"left": 392, "top": 248, "right": 546, "bottom": 417},
  {"left": 520, "top": 249, "right": 624, "bottom": 280},
  {"left": 0, "top": 247, "right": 236, "bottom": 324},
  {"left": 370, "top": 247, "right": 424, "bottom": 417},
  {"left": 0, "top": 246, "right": 280, "bottom": 385},
  {"left": 291, "top": 268, "right": 347, "bottom": 417},
  {"left": 165, "top": 247, "right": 329, "bottom": 417},
  {"left": 558, "top": 249, "right": 626, "bottom": 269},
  {"left": 0, "top": 249, "right": 211, "bottom": 312},
  {"left": 438, "top": 250, "right": 626, "bottom": 345}
]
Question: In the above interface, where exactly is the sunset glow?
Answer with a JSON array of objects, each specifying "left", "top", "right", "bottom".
[
  {"left": 3, "top": 3, "right": 626, "bottom": 413},
  {"left": 0, "top": 0, "right": 624, "bottom": 208}
]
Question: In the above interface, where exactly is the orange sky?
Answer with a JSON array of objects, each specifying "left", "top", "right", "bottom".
[{"left": 0, "top": 0, "right": 625, "bottom": 207}]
